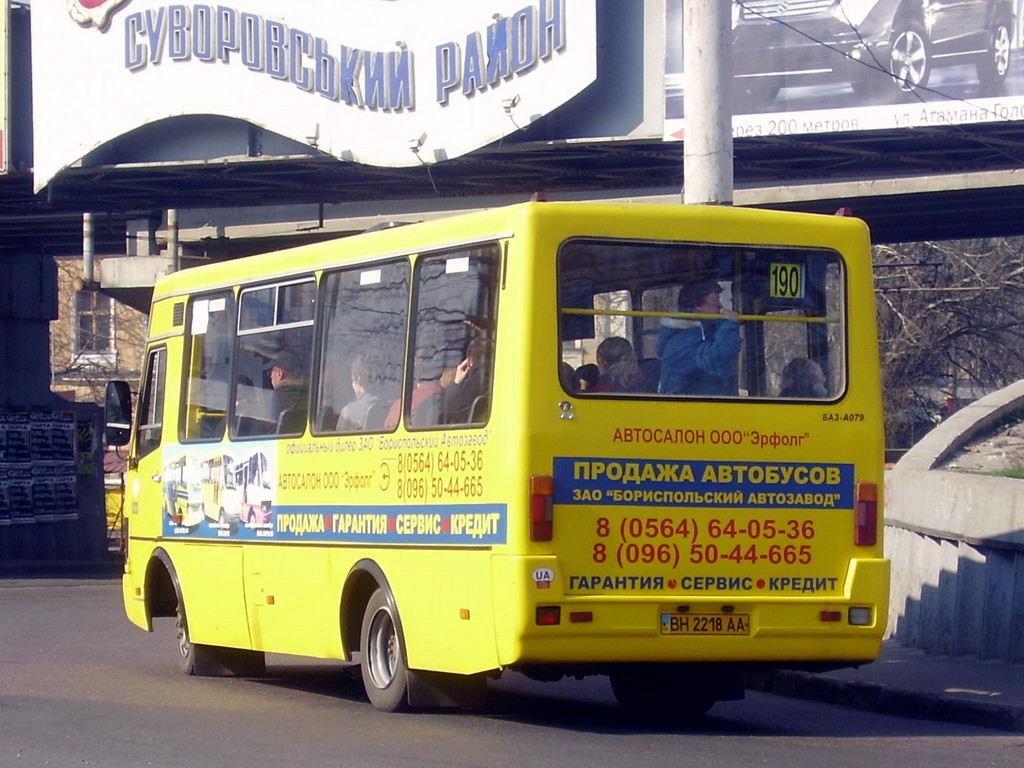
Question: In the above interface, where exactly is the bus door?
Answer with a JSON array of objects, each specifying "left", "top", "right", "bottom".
[
  {"left": 120, "top": 345, "right": 168, "bottom": 628},
  {"left": 130, "top": 346, "right": 169, "bottom": 540}
]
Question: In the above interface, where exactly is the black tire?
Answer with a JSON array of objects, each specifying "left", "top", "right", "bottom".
[
  {"left": 610, "top": 668, "right": 716, "bottom": 720},
  {"left": 976, "top": 21, "right": 1011, "bottom": 89},
  {"left": 175, "top": 602, "right": 198, "bottom": 675},
  {"left": 889, "top": 22, "right": 930, "bottom": 93},
  {"left": 360, "top": 588, "right": 409, "bottom": 712}
]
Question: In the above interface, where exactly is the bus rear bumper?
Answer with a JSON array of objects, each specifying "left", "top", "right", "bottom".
[{"left": 493, "top": 556, "right": 890, "bottom": 669}]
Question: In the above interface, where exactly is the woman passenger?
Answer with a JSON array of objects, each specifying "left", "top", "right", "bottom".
[{"left": 587, "top": 337, "right": 645, "bottom": 393}]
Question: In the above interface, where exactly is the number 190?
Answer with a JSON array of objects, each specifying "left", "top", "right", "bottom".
[{"left": 770, "top": 263, "right": 804, "bottom": 299}]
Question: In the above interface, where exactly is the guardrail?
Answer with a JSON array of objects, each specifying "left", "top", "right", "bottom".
[{"left": 885, "top": 380, "right": 1024, "bottom": 663}]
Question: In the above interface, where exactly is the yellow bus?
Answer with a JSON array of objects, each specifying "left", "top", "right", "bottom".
[{"left": 106, "top": 200, "right": 889, "bottom": 717}]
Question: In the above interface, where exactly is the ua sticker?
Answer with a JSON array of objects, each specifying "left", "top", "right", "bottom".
[{"left": 533, "top": 567, "right": 555, "bottom": 589}]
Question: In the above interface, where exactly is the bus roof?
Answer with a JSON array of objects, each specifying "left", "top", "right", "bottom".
[{"left": 151, "top": 201, "right": 870, "bottom": 303}]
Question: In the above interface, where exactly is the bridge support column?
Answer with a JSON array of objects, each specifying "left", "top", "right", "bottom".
[{"left": 0, "top": 253, "right": 107, "bottom": 570}]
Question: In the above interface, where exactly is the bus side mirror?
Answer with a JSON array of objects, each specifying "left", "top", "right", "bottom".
[{"left": 105, "top": 380, "right": 133, "bottom": 447}]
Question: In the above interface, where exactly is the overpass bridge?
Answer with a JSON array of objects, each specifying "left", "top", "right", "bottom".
[{"left": 6, "top": 123, "right": 1024, "bottom": 260}]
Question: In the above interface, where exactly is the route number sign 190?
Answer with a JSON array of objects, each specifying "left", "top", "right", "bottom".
[{"left": 769, "top": 262, "right": 804, "bottom": 300}]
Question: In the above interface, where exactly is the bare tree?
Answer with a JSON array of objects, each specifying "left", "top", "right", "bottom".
[
  {"left": 51, "top": 255, "right": 147, "bottom": 404},
  {"left": 874, "top": 238, "right": 1024, "bottom": 452}
]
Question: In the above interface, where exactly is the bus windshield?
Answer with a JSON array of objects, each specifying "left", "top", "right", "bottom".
[{"left": 558, "top": 239, "right": 844, "bottom": 401}]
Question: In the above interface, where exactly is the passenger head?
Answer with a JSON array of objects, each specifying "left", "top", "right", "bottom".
[
  {"left": 678, "top": 279, "right": 724, "bottom": 313},
  {"left": 779, "top": 357, "right": 826, "bottom": 398},
  {"left": 349, "top": 354, "right": 380, "bottom": 396},
  {"left": 466, "top": 337, "right": 493, "bottom": 367},
  {"left": 264, "top": 349, "right": 304, "bottom": 388},
  {"left": 596, "top": 337, "right": 639, "bottom": 389},
  {"left": 575, "top": 363, "right": 600, "bottom": 391}
]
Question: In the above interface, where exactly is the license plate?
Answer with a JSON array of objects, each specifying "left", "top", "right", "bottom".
[{"left": 660, "top": 612, "right": 750, "bottom": 636}]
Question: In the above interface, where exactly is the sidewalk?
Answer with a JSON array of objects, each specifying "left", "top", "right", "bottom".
[{"left": 747, "top": 640, "right": 1024, "bottom": 732}]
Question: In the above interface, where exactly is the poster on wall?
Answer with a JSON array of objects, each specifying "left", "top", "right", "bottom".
[
  {"left": 665, "top": 0, "right": 1024, "bottom": 141},
  {"left": 33, "top": 411, "right": 79, "bottom": 522},
  {"left": 7, "top": 467, "right": 33, "bottom": 525},
  {"left": 0, "top": 411, "right": 78, "bottom": 524},
  {"left": 33, "top": 0, "right": 596, "bottom": 190},
  {"left": 0, "top": 412, "right": 31, "bottom": 464}
]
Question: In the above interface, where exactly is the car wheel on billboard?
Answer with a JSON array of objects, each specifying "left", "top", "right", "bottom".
[
  {"left": 977, "top": 20, "right": 1011, "bottom": 92},
  {"left": 889, "top": 22, "right": 930, "bottom": 94}
]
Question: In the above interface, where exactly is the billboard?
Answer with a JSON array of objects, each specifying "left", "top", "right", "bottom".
[
  {"left": 32, "top": 1, "right": 596, "bottom": 191},
  {"left": 665, "top": 0, "right": 1024, "bottom": 141}
]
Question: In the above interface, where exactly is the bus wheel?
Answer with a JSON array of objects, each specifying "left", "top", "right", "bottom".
[
  {"left": 609, "top": 668, "right": 716, "bottom": 720},
  {"left": 175, "top": 603, "right": 198, "bottom": 675},
  {"left": 360, "top": 588, "right": 409, "bottom": 712}
]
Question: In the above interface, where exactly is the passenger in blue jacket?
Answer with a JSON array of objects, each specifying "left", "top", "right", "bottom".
[{"left": 657, "top": 279, "right": 740, "bottom": 396}]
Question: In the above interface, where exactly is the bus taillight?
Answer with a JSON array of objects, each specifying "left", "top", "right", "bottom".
[
  {"left": 854, "top": 483, "right": 878, "bottom": 546},
  {"left": 530, "top": 475, "right": 554, "bottom": 541}
]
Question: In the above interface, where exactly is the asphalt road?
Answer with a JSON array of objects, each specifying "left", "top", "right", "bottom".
[{"left": 1, "top": 578, "right": 1022, "bottom": 768}]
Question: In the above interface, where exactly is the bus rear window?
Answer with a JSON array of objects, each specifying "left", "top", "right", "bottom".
[{"left": 558, "top": 239, "right": 845, "bottom": 401}]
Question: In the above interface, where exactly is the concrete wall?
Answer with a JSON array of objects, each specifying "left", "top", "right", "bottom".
[
  {"left": 0, "top": 253, "right": 109, "bottom": 567},
  {"left": 886, "top": 381, "right": 1024, "bottom": 663}
]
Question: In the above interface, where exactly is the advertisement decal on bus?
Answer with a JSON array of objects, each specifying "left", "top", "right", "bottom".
[{"left": 159, "top": 443, "right": 506, "bottom": 545}]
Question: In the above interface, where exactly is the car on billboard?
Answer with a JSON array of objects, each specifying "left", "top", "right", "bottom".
[{"left": 732, "top": 0, "right": 1014, "bottom": 104}]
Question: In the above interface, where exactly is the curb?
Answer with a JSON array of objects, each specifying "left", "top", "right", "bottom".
[{"left": 745, "top": 670, "right": 1024, "bottom": 733}]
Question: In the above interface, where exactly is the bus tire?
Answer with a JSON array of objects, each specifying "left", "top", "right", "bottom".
[
  {"left": 175, "top": 602, "right": 200, "bottom": 675},
  {"left": 360, "top": 588, "right": 409, "bottom": 712}
]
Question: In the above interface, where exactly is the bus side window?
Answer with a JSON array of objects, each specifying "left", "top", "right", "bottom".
[
  {"left": 314, "top": 260, "right": 409, "bottom": 435},
  {"left": 135, "top": 346, "right": 167, "bottom": 460},
  {"left": 182, "top": 292, "right": 234, "bottom": 442},
  {"left": 233, "top": 279, "right": 315, "bottom": 439},
  {"left": 410, "top": 245, "right": 500, "bottom": 429}
]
